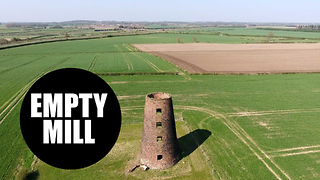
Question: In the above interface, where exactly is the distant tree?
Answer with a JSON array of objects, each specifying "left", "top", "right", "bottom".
[
  {"left": 267, "top": 31, "right": 274, "bottom": 42},
  {"left": 12, "top": 37, "right": 20, "bottom": 41},
  {"left": 193, "top": 36, "right": 198, "bottom": 43},
  {"left": 177, "top": 37, "right": 181, "bottom": 43}
]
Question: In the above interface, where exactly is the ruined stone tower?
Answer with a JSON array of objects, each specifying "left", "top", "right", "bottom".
[{"left": 141, "top": 92, "right": 180, "bottom": 169}]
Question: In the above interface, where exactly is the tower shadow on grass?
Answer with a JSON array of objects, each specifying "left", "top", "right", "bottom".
[
  {"left": 178, "top": 129, "right": 211, "bottom": 159},
  {"left": 23, "top": 170, "right": 39, "bottom": 180}
]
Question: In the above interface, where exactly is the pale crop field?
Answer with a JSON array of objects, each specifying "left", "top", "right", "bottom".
[{"left": 134, "top": 43, "right": 320, "bottom": 74}]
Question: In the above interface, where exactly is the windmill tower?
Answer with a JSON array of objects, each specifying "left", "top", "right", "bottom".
[{"left": 141, "top": 92, "right": 180, "bottom": 169}]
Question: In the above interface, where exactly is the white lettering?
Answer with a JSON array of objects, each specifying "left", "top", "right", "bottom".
[
  {"left": 85, "top": 120, "right": 95, "bottom": 144},
  {"left": 43, "top": 120, "right": 63, "bottom": 144},
  {"left": 65, "top": 120, "right": 72, "bottom": 144},
  {"left": 93, "top": 93, "right": 108, "bottom": 118},
  {"left": 79, "top": 93, "right": 92, "bottom": 118},
  {"left": 43, "top": 93, "right": 63, "bottom": 118},
  {"left": 31, "top": 93, "right": 42, "bottom": 117},
  {"left": 73, "top": 120, "right": 83, "bottom": 144},
  {"left": 65, "top": 93, "right": 79, "bottom": 118}
]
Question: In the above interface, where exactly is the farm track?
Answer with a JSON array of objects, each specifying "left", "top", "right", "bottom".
[
  {"left": 0, "top": 57, "right": 71, "bottom": 125},
  {"left": 123, "top": 44, "right": 135, "bottom": 52},
  {"left": 228, "top": 108, "right": 320, "bottom": 117},
  {"left": 131, "top": 53, "right": 162, "bottom": 72},
  {"left": 1, "top": 44, "right": 129, "bottom": 117},
  {"left": 175, "top": 105, "right": 291, "bottom": 180},
  {"left": 270, "top": 149, "right": 320, "bottom": 158},
  {"left": 268, "top": 144, "right": 320, "bottom": 158},
  {"left": 115, "top": 44, "right": 164, "bottom": 72},
  {"left": 122, "top": 103, "right": 292, "bottom": 179},
  {"left": 0, "top": 56, "right": 72, "bottom": 179},
  {"left": 122, "top": 53, "right": 133, "bottom": 70},
  {"left": 270, "top": 144, "right": 320, "bottom": 153},
  {"left": 180, "top": 115, "right": 216, "bottom": 179},
  {"left": 88, "top": 54, "right": 100, "bottom": 71}
]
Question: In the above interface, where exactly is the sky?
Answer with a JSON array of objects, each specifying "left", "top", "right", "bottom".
[{"left": 1, "top": 0, "right": 320, "bottom": 23}]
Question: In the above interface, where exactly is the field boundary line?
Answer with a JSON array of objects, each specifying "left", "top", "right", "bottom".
[
  {"left": 0, "top": 51, "right": 143, "bottom": 57},
  {"left": 109, "top": 80, "right": 186, "bottom": 84},
  {"left": 96, "top": 72, "right": 178, "bottom": 76},
  {"left": 0, "top": 32, "right": 158, "bottom": 51},
  {"left": 148, "top": 51, "right": 206, "bottom": 74},
  {"left": 121, "top": 106, "right": 144, "bottom": 111}
]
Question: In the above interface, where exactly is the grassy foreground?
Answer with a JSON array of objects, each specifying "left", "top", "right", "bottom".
[
  {"left": 1, "top": 32, "right": 320, "bottom": 179},
  {"left": 4, "top": 73, "right": 320, "bottom": 179}
]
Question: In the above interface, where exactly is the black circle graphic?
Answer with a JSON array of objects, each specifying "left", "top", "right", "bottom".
[{"left": 20, "top": 68, "right": 121, "bottom": 169}]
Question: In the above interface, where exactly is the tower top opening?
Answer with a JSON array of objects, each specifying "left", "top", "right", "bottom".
[{"left": 147, "top": 92, "right": 171, "bottom": 100}]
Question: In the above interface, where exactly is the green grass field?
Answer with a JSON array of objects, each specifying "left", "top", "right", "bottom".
[
  {"left": 1, "top": 32, "right": 320, "bottom": 179},
  {"left": 175, "top": 27, "right": 320, "bottom": 43}
]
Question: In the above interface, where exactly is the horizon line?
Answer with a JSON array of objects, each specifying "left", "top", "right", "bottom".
[{"left": 1, "top": 20, "right": 320, "bottom": 24}]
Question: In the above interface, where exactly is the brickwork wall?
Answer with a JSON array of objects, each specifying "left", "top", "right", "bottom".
[{"left": 141, "top": 92, "right": 180, "bottom": 169}]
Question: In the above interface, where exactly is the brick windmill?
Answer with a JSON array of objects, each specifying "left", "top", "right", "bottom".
[{"left": 140, "top": 92, "right": 180, "bottom": 169}]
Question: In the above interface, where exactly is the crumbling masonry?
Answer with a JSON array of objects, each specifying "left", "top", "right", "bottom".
[{"left": 141, "top": 92, "right": 180, "bottom": 169}]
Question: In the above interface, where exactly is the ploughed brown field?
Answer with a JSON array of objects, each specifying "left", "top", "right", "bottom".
[{"left": 133, "top": 43, "right": 320, "bottom": 74}]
